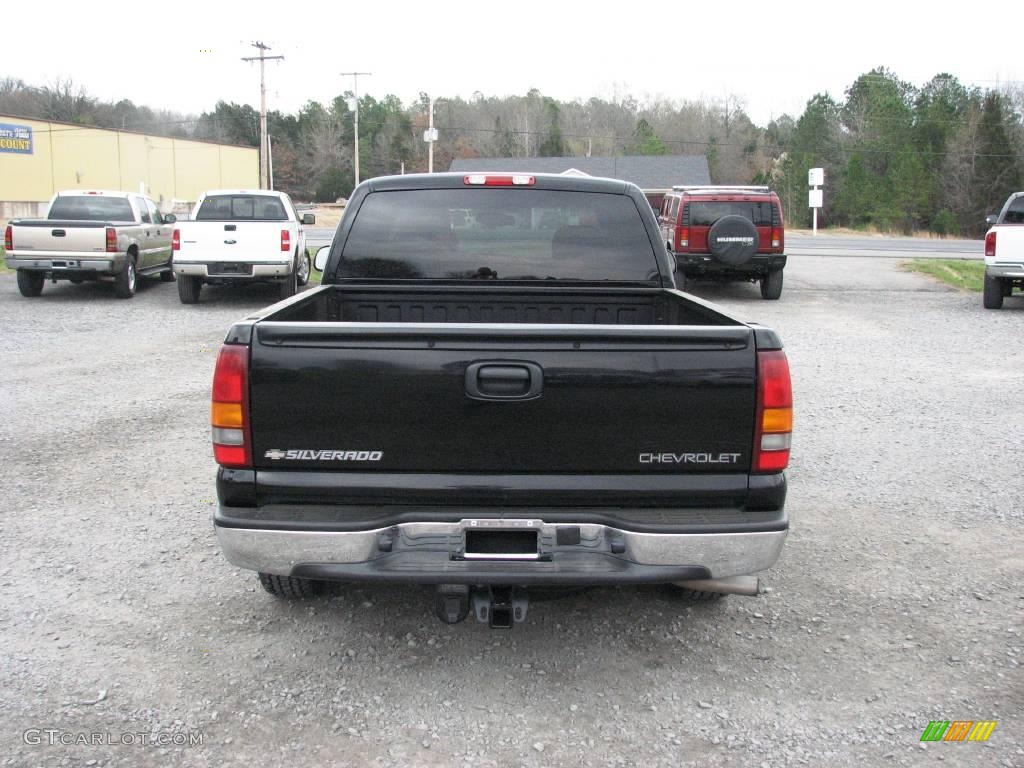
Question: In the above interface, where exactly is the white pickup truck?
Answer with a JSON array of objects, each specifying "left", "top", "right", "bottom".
[
  {"left": 983, "top": 192, "right": 1024, "bottom": 309},
  {"left": 171, "top": 190, "right": 315, "bottom": 303}
]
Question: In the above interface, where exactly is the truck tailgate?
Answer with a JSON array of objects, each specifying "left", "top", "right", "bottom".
[
  {"left": 248, "top": 322, "right": 756, "bottom": 479},
  {"left": 177, "top": 221, "right": 286, "bottom": 261},
  {"left": 11, "top": 220, "right": 108, "bottom": 255}
]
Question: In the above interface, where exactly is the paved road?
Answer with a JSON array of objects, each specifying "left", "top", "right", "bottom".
[
  {"left": 306, "top": 227, "right": 336, "bottom": 250},
  {"left": 787, "top": 233, "right": 983, "bottom": 259},
  {"left": 0, "top": 255, "right": 1020, "bottom": 767}
]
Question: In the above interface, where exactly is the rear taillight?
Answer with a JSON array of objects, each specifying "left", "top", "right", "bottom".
[
  {"left": 753, "top": 350, "right": 792, "bottom": 473},
  {"left": 211, "top": 345, "right": 251, "bottom": 468},
  {"left": 464, "top": 174, "right": 535, "bottom": 186},
  {"left": 4, "top": 225, "right": 11, "bottom": 251},
  {"left": 172, "top": 229, "right": 180, "bottom": 251},
  {"left": 281, "top": 229, "right": 291, "bottom": 252},
  {"left": 771, "top": 227, "right": 784, "bottom": 250},
  {"left": 978, "top": 231, "right": 995, "bottom": 259},
  {"left": 678, "top": 227, "right": 690, "bottom": 250},
  {"left": 105, "top": 227, "right": 118, "bottom": 253}
]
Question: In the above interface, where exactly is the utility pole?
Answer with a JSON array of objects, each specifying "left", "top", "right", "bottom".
[
  {"left": 340, "top": 71, "right": 371, "bottom": 186},
  {"left": 428, "top": 98, "right": 434, "bottom": 173},
  {"left": 242, "top": 41, "right": 283, "bottom": 189}
]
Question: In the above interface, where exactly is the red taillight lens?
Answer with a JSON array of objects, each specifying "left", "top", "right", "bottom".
[
  {"left": 4, "top": 225, "right": 12, "bottom": 251},
  {"left": 105, "top": 227, "right": 118, "bottom": 253},
  {"left": 771, "top": 227, "right": 784, "bottom": 250},
  {"left": 753, "top": 350, "right": 792, "bottom": 473},
  {"left": 281, "top": 229, "right": 291, "bottom": 252},
  {"left": 464, "top": 174, "right": 535, "bottom": 186},
  {"left": 211, "top": 345, "right": 251, "bottom": 468},
  {"left": 678, "top": 227, "right": 690, "bottom": 249},
  {"left": 172, "top": 229, "right": 180, "bottom": 251},
  {"left": 985, "top": 231, "right": 996, "bottom": 258}
]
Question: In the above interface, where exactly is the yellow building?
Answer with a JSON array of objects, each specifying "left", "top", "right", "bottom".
[{"left": 0, "top": 114, "right": 258, "bottom": 220}]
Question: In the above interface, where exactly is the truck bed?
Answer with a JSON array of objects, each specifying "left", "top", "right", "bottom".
[{"left": 267, "top": 284, "right": 740, "bottom": 327}]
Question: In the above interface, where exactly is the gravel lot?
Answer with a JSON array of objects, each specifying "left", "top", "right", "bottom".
[{"left": 0, "top": 254, "right": 1021, "bottom": 768}]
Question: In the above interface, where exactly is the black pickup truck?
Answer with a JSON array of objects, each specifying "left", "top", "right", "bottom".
[{"left": 211, "top": 173, "right": 792, "bottom": 627}]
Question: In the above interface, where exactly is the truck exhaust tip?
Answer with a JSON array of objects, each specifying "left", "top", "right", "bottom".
[{"left": 673, "top": 575, "right": 761, "bottom": 596}]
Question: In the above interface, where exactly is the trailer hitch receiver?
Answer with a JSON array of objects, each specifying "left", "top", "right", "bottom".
[{"left": 472, "top": 586, "right": 528, "bottom": 629}]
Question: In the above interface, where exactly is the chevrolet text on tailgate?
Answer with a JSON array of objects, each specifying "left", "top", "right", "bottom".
[{"left": 211, "top": 173, "right": 792, "bottom": 628}]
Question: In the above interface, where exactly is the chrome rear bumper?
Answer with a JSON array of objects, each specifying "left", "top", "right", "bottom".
[{"left": 215, "top": 518, "right": 787, "bottom": 584}]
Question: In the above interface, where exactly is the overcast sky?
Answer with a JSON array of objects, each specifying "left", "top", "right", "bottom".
[{"left": 5, "top": 0, "right": 1020, "bottom": 128}]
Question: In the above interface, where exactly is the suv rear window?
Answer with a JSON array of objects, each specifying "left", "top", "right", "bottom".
[
  {"left": 339, "top": 189, "right": 659, "bottom": 281},
  {"left": 48, "top": 196, "right": 135, "bottom": 222},
  {"left": 689, "top": 201, "right": 773, "bottom": 227},
  {"left": 196, "top": 195, "right": 287, "bottom": 221}
]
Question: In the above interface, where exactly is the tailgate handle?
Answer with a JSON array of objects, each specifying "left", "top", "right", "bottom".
[
  {"left": 465, "top": 362, "right": 543, "bottom": 401},
  {"left": 224, "top": 224, "right": 237, "bottom": 231},
  {"left": 51, "top": 229, "right": 66, "bottom": 237}
]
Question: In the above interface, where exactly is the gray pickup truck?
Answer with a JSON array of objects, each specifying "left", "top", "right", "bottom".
[{"left": 4, "top": 190, "right": 175, "bottom": 298}]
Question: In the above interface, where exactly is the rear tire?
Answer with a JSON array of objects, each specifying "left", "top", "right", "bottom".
[
  {"left": 16, "top": 269, "right": 44, "bottom": 297},
  {"left": 983, "top": 273, "right": 1004, "bottom": 309},
  {"left": 761, "top": 268, "right": 784, "bottom": 300},
  {"left": 258, "top": 572, "right": 324, "bottom": 599},
  {"left": 114, "top": 254, "right": 137, "bottom": 299},
  {"left": 296, "top": 250, "right": 311, "bottom": 286},
  {"left": 177, "top": 275, "right": 202, "bottom": 304},
  {"left": 279, "top": 262, "right": 298, "bottom": 299}
]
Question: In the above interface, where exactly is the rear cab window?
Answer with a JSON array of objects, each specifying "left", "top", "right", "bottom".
[
  {"left": 1002, "top": 196, "right": 1024, "bottom": 224},
  {"left": 48, "top": 195, "right": 135, "bottom": 222},
  {"left": 196, "top": 195, "right": 288, "bottom": 221},
  {"left": 339, "top": 189, "right": 659, "bottom": 282}
]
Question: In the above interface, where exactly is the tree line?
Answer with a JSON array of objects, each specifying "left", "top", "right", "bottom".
[{"left": 1, "top": 69, "right": 1020, "bottom": 236}]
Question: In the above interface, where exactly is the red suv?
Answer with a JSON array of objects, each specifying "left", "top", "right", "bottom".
[{"left": 657, "top": 186, "right": 786, "bottom": 299}]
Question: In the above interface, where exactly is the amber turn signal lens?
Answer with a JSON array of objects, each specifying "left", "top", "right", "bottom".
[
  {"left": 211, "top": 401, "right": 243, "bottom": 428},
  {"left": 762, "top": 407, "right": 792, "bottom": 433}
]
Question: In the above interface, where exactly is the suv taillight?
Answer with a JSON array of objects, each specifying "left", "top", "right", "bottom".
[
  {"left": 985, "top": 231, "right": 996, "bottom": 258},
  {"left": 4, "top": 225, "right": 11, "bottom": 251},
  {"left": 172, "top": 229, "right": 180, "bottom": 251},
  {"left": 105, "top": 227, "right": 118, "bottom": 253},
  {"left": 678, "top": 226, "right": 690, "bottom": 250},
  {"left": 771, "top": 227, "right": 783, "bottom": 250},
  {"left": 211, "top": 345, "right": 251, "bottom": 468},
  {"left": 281, "top": 229, "right": 291, "bottom": 252},
  {"left": 752, "top": 350, "right": 792, "bottom": 473}
]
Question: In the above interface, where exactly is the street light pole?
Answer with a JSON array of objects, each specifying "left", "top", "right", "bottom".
[{"left": 340, "top": 71, "right": 371, "bottom": 186}]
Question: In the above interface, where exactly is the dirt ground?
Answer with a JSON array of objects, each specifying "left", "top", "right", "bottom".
[{"left": 0, "top": 252, "right": 1020, "bottom": 767}]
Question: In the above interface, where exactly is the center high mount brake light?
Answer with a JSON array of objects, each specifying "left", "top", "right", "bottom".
[{"left": 464, "top": 174, "right": 536, "bottom": 187}]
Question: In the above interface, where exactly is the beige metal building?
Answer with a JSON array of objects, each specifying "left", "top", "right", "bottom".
[{"left": 0, "top": 114, "right": 258, "bottom": 221}]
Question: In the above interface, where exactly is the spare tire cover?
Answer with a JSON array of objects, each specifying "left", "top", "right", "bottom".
[{"left": 707, "top": 215, "right": 759, "bottom": 266}]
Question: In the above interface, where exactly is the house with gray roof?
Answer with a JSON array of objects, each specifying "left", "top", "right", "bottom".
[{"left": 449, "top": 155, "right": 711, "bottom": 203}]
